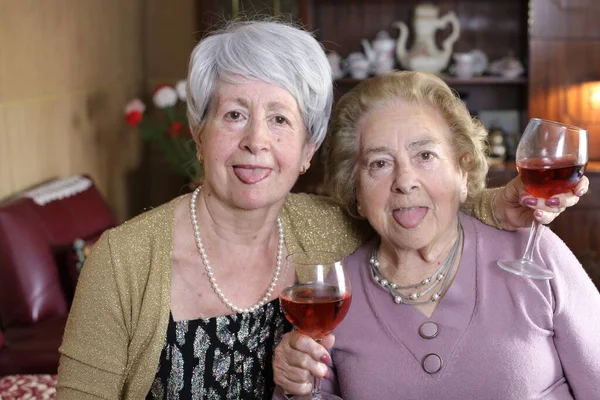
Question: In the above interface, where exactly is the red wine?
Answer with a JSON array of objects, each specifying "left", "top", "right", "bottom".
[
  {"left": 280, "top": 284, "right": 352, "bottom": 339},
  {"left": 517, "top": 156, "right": 586, "bottom": 198}
]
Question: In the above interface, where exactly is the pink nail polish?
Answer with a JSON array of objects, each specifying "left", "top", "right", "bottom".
[
  {"left": 535, "top": 209, "right": 544, "bottom": 218},
  {"left": 545, "top": 197, "right": 560, "bottom": 207},
  {"left": 577, "top": 188, "right": 586, "bottom": 197},
  {"left": 324, "top": 368, "right": 331, "bottom": 380},
  {"left": 522, "top": 197, "right": 537, "bottom": 206},
  {"left": 320, "top": 354, "right": 332, "bottom": 366}
]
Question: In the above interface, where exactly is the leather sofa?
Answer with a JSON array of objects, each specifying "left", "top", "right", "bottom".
[{"left": 0, "top": 176, "right": 116, "bottom": 376}]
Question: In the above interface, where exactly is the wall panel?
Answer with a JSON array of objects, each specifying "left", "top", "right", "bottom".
[{"left": 0, "top": 0, "right": 145, "bottom": 221}]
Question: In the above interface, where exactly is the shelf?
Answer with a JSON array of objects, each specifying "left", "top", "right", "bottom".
[{"left": 335, "top": 75, "right": 527, "bottom": 87}]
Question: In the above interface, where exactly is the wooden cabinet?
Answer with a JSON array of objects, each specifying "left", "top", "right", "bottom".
[
  {"left": 195, "top": 1, "right": 530, "bottom": 119},
  {"left": 298, "top": 0, "right": 529, "bottom": 116},
  {"left": 285, "top": 0, "right": 530, "bottom": 191}
]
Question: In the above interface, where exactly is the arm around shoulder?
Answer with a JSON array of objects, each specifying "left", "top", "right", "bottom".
[{"left": 462, "top": 188, "right": 502, "bottom": 229}]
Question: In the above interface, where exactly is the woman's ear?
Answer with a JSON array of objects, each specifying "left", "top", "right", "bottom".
[
  {"left": 305, "top": 142, "right": 317, "bottom": 163},
  {"left": 302, "top": 142, "right": 317, "bottom": 171},
  {"left": 356, "top": 191, "right": 365, "bottom": 217},
  {"left": 459, "top": 170, "right": 469, "bottom": 203}
]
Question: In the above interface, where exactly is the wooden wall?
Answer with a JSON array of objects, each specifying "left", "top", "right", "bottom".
[
  {"left": 0, "top": 0, "right": 145, "bottom": 222},
  {"left": 145, "top": 0, "right": 196, "bottom": 90},
  {"left": 125, "top": 0, "right": 197, "bottom": 218},
  {"left": 0, "top": 0, "right": 199, "bottom": 222},
  {"left": 529, "top": 0, "right": 600, "bottom": 160}
]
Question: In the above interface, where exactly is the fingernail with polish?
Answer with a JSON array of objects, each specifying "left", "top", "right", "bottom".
[
  {"left": 545, "top": 197, "right": 560, "bottom": 207},
  {"left": 323, "top": 367, "right": 331, "bottom": 380},
  {"left": 320, "top": 354, "right": 332, "bottom": 366},
  {"left": 535, "top": 209, "right": 544, "bottom": 218},
  {"left": 522, "top": 197, "right": 538, "bottom": 206},
  {"left": 577, "top": 188, "right": 586, "bottom": 197}
]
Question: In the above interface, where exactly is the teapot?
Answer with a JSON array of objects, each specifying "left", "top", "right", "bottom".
[
  {"left": 327, "top": 51, "right": 345, "bottom": 80},
  {"left": 345, "top": 52, "right": 370, "bottom": 80},
  {"left": 488, "top": 52, "right": 524, "bottom": 79},
  {"left": 362, "top": 31, "right": 396, "bottom": 75},
  {"left": 449, "top": 49, "right": 489, "bottom": 78},
  {"left": 393, "top": 3, "right": 461, "bottom": 74}
]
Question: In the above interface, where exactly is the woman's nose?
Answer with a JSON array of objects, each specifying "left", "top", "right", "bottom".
[
  {"left": 392, "top": 164, "right": 421, "bottom": 194},
  {"left": 240, "top": 118, "right": 271, "bottom": 153}
]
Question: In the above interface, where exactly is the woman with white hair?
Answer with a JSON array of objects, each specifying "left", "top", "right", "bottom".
[{"left": 56, "top": 21, "right": 588, "bottom": 399}]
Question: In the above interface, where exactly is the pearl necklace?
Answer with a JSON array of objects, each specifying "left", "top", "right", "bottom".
[
  {"left": 370, "top": 223, "right": 462, "bottom": 306},
  {"left": 189, "top": 186, "right": 284, "bottom": 314}
]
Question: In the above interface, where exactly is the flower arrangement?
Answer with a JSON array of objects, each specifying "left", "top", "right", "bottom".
[{"left": 124, "top": 80, "right": 203, "bottom": 181}]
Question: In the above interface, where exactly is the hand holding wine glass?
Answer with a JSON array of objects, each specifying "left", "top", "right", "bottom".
[
  {"left": 280, "top": 251, "right": 352, "bottom": 400},
  {"left": 497, "top": 118, "right": 588, "bottom": 279}
]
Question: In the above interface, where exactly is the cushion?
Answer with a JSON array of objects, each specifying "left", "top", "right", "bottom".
[
  {"left": 0, "top": 175, "right": 116, "bottom": 328},
  {"left": 0, "top": 374, "right": 57, "bottom": 399}
]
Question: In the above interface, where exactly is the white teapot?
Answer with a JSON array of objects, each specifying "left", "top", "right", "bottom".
[
  {"left": 362, "top": 31, "right": 396, "bottom": 75},
  {"left": 327, "top": 51, "right": 345, "bottom": 79},
  {"left": 345, "top": 52, "right": 370, "bottom": 80},
  {"left": 394, "top": 3, "right": 460, "bottom": 74}
]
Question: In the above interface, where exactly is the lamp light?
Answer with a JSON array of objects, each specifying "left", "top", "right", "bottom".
[
  {"left": 590, "top": 82, "right": 600, "bottom": 109},
  {"left": 564, "top": 75, "right": 600, "bottom": 124}
]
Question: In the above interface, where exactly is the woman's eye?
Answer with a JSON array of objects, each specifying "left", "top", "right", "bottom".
[
  {"left": 420, "top": 151, "right": 433, "bottom": 160},
  {"left": 226, "top": 111, "right": 242, "bottom": 120},
  {"left": 274, "top": 116, "right": 289, "bottom": 125},
  {"left": 370, "top": 160, "right": 387, "bottom": 169}
]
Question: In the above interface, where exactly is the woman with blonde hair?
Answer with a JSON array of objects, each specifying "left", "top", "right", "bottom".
[{"left": 273, "top": 71, "right": 600, "bottom": 399}]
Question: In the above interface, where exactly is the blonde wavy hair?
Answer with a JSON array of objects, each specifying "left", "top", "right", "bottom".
[{"left": 324, "top": 71, "right": 489, "bottom": 218}]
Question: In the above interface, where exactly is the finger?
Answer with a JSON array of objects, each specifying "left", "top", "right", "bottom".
[
  {"left": 274, "top": 332, "right": 330, "bottom": 377},
  {"left": 273, "top": 346, "right": 327, "bottom": 394},
  {"left": 533, "top": 209, "right": 564, "bottom": 225},
  {"left": 273, "top": 362, "right": 313, "bottom": 387},
  {"left": 544, "top": 193, "right": 580, "bottom": 209},
  {"left": 520, "top": 194, "right": 539, "bottom": 209},
  {"left": 319, "top": 334, "right": 335, "bottom": 351},
  {"left": 275, "top": 376, "right": 313, "bottom": 396},
  {"left": 521, "top": 192, "right": 580, "bottom": 212},
  {"left": 289, "top": 332, "right": 332, "bottom": 365},
  {"left": 574, "top": 176, "right": 589, "bottom": 197}
]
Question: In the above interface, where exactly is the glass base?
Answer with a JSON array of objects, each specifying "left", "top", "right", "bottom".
[{"left": 497, "top": 259, "right": 554, "bottom": 280}]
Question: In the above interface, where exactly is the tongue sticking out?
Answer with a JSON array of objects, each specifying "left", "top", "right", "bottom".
[
  {"left": 233, "top": 167, "right": 271, "bottom": 184},
  {"left": 393, "top": 207, "right": 428, "bottom": 229}
]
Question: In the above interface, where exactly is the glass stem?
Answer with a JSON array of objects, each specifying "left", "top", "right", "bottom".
[
  {"left": 522, "top": 220, "right": 542, "bottom": 262},
  {"left": 312, "top": 339, "right": 323, "bottom": 399}
]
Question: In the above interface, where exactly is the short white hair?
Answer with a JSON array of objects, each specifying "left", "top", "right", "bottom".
[{"left": 186, "top": 20, "right": 333, "bottom": 147}]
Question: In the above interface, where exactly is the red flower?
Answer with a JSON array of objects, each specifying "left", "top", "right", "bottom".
[
  {"left": 125, "top": 111, "right": 143, "bottom": 127},
  {"left": 168, "top": 121, "right": 183, "bottom": 138}
]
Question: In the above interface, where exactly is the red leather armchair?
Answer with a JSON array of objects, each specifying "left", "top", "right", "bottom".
[{"left": 0, "top": 176, "right": 116, "bottom": 376}]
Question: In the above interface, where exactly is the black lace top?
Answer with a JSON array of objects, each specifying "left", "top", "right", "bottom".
[{"left": 146, "top": 299, "right": 292, "bottom": 399}]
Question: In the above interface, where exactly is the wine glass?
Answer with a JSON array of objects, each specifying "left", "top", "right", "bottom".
[
  {"left": 497, "top": 118, "right": 588, "bottom": 279},
  {"left": 280, "top": 251, "right": 352, "bottom": 400}
]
